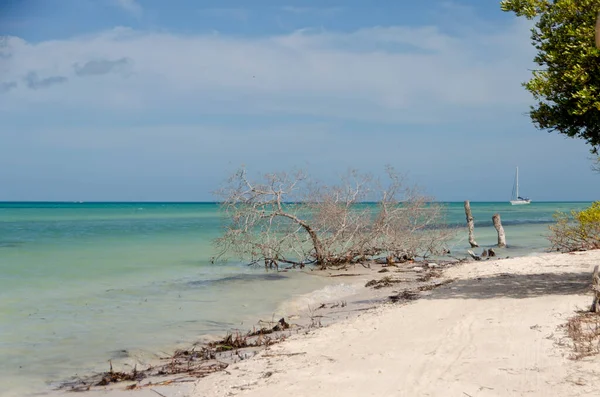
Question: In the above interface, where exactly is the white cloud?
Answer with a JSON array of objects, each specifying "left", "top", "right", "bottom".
[
  {"left": 1, "top": 13, "right": 598, "bottom": 202},
  {"left": 113, "top": 0, "right": 143, "bottom": 18},
  {"left": 0, "top": 19, "right": 535, "bottom": 123}
]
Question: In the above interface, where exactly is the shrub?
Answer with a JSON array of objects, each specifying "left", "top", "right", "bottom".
[{"left": 549, "top": 202, "right": 600, "bottom": 252}]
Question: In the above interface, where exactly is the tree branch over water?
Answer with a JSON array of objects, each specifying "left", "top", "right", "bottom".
[{"left": 214, "top": 167, "right": 454, "bottom": 270}]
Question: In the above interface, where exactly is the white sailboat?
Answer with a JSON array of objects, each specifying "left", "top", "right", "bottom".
[{"left": 510, "top": 167, "right": 531, "bottom": 205}]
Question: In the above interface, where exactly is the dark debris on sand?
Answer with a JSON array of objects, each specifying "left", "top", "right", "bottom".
[{"left": 58, "top": 318, "right": 293, "bottom": 392}]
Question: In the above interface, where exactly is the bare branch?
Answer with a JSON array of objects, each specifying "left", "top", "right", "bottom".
[{"left": 214, "top": 167, "right": 454, "bottom": 269}]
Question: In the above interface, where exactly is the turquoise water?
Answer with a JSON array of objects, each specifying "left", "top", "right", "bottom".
[{"left": 0, "top": 201, "right": 592, "bottom": 396}]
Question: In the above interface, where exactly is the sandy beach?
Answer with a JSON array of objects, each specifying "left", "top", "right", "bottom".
[{"left": 62, "top": 250, "right": 600, "bottom": 397}]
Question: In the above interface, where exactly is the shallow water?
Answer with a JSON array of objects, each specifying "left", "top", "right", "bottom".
[{"left": 0, "top": 201, "right": 591, "bottom": 396}]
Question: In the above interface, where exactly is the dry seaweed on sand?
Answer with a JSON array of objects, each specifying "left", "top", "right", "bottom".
[
  {"left": 561, "top": 312, "right": 600, "bottom": 360},
  {"left": 58, "top": 360, "right": 149, "bottom": 391},
  {"left": 417, "top": 279, "right": 454, "bottom": 292},
  {"left": 59, "top": 351, "right": 229, "bottom": 392},
  {"left": 416, "top": 270, "right": 443, "bottom": 282},
  {"left": 365, "top": 276, "right": 407, "bottom": 289},
  {"left": 389, "top": 290, "right": 421, "bottom": 302},
  {"left": 208, "top": 332, "right": 252, "bottom": 352},
  {"left": 247, "top": 318, "right": 290, "bottom": 337},
  {"left": 59, "top": 319, "right": 291, "bottom": 392},
  {"left": 388, "top": 279, "right": 455, "bottom": 302},
  {"left": 96, "top": 361, "right": 145, "bottom": 386},
  {"left": 205, "top": 318, "right": 289, "bottom": 352}
]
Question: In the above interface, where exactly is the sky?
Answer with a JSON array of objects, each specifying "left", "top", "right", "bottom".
[{"left": 0, "top": 0, "right": 598, "bottom": 202}]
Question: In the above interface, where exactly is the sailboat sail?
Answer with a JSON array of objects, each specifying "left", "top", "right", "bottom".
[{"left": 510, "top": 167, "right": 531, "bottom": 205}]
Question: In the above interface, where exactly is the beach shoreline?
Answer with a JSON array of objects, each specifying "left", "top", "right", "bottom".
[
  {"left": 49, "top": 258, "right": 447, "bottom": 395},
  {"left": 47, "top": 249, "right": 600, "bottom": 397},
  {"left": 3, "top": 201, "right": 592, "bottom": 397}
]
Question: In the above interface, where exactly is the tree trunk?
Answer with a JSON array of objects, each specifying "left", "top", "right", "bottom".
[
  {"left": 464, "top": 200, "right": 478, "bottom": 248},
  {"left": 467, "top": 250, "right": 481, "bottom": 261},
  {"left": 305, "top": 225, "right": 326, "bottom": 267},
  {"left": 279, "top": 212, "right": 327, "bottom": 267},
  {"left": 492, "top": 213, "right": 506, "bottom": 248},
  {"left": 591, "top": 265, "right": 600, "bottom": 313}
]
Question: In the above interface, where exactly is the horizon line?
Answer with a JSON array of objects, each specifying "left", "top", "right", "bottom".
[{"left": 0, "top": 200, "right": 594, "bottom": 204}]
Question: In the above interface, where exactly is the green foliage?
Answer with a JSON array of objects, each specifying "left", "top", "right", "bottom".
[
  {"left": 549, "top": 201, "right": 600, "bottom": 251},
  {"left": 501, "top": 0, "right": 600, "bottom": 152},
  {"left": 575, "top": 201, "right": 600, "bottom": 225}
]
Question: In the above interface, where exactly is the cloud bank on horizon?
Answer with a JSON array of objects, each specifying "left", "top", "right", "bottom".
[
  {"left": 0, "top": 1, "right": 598, "bottom": 201},
  {"left": 0, "top": 18, "right": 533, "bottom": 119}
]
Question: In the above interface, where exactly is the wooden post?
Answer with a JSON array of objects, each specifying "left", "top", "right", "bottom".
[
  {"left": 464, "top": 200, "right": 478, "bottom": 248},
  {"left": 492, "top": 213, "right": 506, "bottom": 248},
  {"left": 591, "top": 265, "right": 600, "bottom": 313}
]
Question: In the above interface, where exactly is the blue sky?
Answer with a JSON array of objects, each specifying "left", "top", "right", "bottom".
[{"left": 0, "top": 0, "right": 598, "bottom": 201}]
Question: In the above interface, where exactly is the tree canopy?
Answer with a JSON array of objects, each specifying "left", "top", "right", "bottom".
[{"left": 501, "top": 0, "right": 600, "bottom": 152}]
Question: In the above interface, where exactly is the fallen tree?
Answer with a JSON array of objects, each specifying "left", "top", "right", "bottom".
[{"left": 214, "top": 167, "right": 454, "bottom": 270}]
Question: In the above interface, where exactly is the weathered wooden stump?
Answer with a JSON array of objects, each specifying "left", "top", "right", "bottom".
[
  {"left": 467, "top": 250, "right": 481, "bottom": 261},
  {"left": 492, "top": 213, "right": 506, "bottom": 248},
  {"left": 591, "top": 265, "right": 600, "bottom": 313},
  {"left": 464, "top": 200, "right": 478, "bottom": 248}
]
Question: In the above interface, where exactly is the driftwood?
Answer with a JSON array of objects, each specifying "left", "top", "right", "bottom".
[
  {"left": 464, "top": 201, "right": 478, "bottom": 248},
  {"left": 492, "top": 213, "right": 506, "bottom": 248},
  {"left": 467, "top": 250, "right": 481, "bottom": 261},
  {"left": 592, "top": 265, "right": 600, "bottom": 313}
]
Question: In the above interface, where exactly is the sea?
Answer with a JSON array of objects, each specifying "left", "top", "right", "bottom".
[{"left": 0, "top": 201, "right": 592, "bottom": 396}]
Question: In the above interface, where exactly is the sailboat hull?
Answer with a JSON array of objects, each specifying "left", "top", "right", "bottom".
[{"left": 510, "top": 199, "right": 531, "bottom": 205}]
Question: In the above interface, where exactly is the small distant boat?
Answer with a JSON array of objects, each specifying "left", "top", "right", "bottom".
[{"left": 510, "top": 167, "right": 531, "bottom": 205}]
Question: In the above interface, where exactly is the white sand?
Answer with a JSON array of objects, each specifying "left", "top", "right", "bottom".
[
  {"left": 58, "top": 251, "right": 600, "bottom": 397},
  {"left": 188, "top": 251, "right": 600, "bottom": 397}
]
